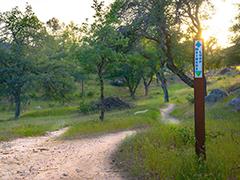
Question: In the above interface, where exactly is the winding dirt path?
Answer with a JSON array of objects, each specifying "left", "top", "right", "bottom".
[
  {"left": 160, "top": 104, "right": 180, "bottom": 124},
  {"left": 0, "top": 128, "right": 135, "bottom": 180}
]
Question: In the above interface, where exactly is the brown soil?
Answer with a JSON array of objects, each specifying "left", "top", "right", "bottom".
[{"left": 0, "top": 128, "right": 135, "bottom": 180}]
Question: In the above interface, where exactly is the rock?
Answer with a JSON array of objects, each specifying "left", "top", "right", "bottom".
[
  {"left": 32, "top": 149, "right": 38, "bottom": 153},
  {"left": 219, "top": 67, "right": 240, "bottom": 76},
  {"left": 62, "top": 173, "right": 68, "bottom": 176},
  {"left": 227, "top": 84, "right": 240, "bottom": 95},
  {"left": 75, "top": 169, "right": 81, "bottom": 173},
  {"left": 205, "top": 70, "right": 217, "bottom": 77},
  {"left": 219, "top": 68, "right": 233, "bottom": 75},
  {"left": 134, "top": 109, "right": 149, "bottom": 115},
  {"left": 35, "top": 106, "right": 42, "bottom": 110},
  {"left": 205, "top": 89, "right": 228, "bottom": 104},
  {"left": 92, "top": 97, "right": 131, "bottom": 111},
  {"left": 109, "top": 79, "right": 126, "bottom": 87},
  {"left": 228, "top": 97, "right": 240, "bottom": 112},
  {"left": 1, "top": 152, "right": 10, "bottom": 155},
  {"left": 38, "top": 148, "right": 49, "bottom": 152}
]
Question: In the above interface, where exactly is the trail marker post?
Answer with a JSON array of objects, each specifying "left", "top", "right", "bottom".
[{"left": 194, "top": 39, "right": 206, "bottom": 159}]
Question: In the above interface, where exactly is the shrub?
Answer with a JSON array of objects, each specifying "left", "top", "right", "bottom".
[
  {"left": 79, "top": 101, "right": 94, "bottom": 114},
  {"left": 186, "top": 94, "right": 194, "bottom": 104},
  {"left": 86, "top": 91, "right": 94, "bottom": 98}
]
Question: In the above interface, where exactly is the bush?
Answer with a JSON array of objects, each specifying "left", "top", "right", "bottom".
[
  {"left": 86, "top": 91, "right": 94, "bottom": 98},
  {"left": 0, "top": 106, "right": 7, "bottom": 111},
  {"left": 186, "top": 94, "right": 194, "bottom": 104},
  {"left": 79, "top": 101, "right": 94, "bottom": 114},
  {"left": 48, "top": 103, "right": 55, "bottom": 108}
]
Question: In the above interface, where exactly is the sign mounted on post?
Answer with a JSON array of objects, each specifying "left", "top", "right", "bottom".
[
  {"left": 194, "top": 40, "right": 203, "bottom": 78},
  {"left": 194, "top": 39, "right": 206, "bottom": 159}
]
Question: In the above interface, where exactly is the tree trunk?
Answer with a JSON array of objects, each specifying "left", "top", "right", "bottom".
[
  {"left": 167, "top": 62, "right": 194, "bottom": 88},
  {"left": 81, "top": 79, "right": 84, "bottom": 96},
  {"left": 130, "top": 89, "right": 136, "bottom": 99},
  {"left": 143, "top": 75, "right": 153, "bottom": 97},
  {"left": 157, "top": 72, "right": 169, "bottom": 103},
  {"left": 144, "top": 84, "right": 149, "bottom": 96},
  {"left": 156, "top": 74, "right": 160, "bottom": 86},
  {"left": 125, "top": 76, "right": 141, "bottom": 99},
  {"left": 162, "top": 84, "right": 169, "bottom": 103},
  {"left": 99, "top": 74, "right": 105, "bottom": 121},
  {"left": 125, "top": 77, "right": 135, "bottom": 99},
  {"left": 164, "top": 31, "right": 194, "bottom": 88},
  {"left": 143, "top": 78, "right": 148, "bottom": 96},
  {"left": 14, "top": 94, "right": 21, "bottom": 119}
]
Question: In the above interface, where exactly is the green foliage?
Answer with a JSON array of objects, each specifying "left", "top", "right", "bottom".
[
  {"left": 0, "top": 6, "right": 79, "bottom": 118},
  {"left": 0, "top": 5, "right": 45, "bottom": 118},
  {"left": 79, "top": 100, "right": 94, "bottom": 114},
  {"left": 230, "top": 3, "right": 240, "bottom": 44},
  {"left": 77, "top": 0, "right": 129, "bottom": 120},
  {"left": 223, "top": 44, "right": 240, "bottom": 66},
  {"left": 86, "top": 91, "right": 95, "bottom": 98},
  {"left": 223, "top": 3, "right": 240, "bottom": 67},
  {"left": 79, "top": 0, "right": 128, "bottom": 71},
  {"left": 172, "top": 38, "right": 192, "bottom": 71},
  {"left": 112, "top": 53, "right": 144, "bottom": 97},
  {"left": 39, "top": 62, "right": 76, "bottom": 102},
  {"left": 186, "top": 94, "right": 194, "bottom": 104},
  {"left": 116, "top": 0, "right": 213, "bottom": 88}
]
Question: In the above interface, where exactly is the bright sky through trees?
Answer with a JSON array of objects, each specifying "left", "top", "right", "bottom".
[
  {"left": 202, "top": 0, "right": 239, "bottom": 47},
  {"left": 0, "top": 0, "right": 238, "bottom": 47}
]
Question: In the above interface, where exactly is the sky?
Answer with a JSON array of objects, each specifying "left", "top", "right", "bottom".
[
  {"left": 0, "top": 0, "right": 113, "bottom": 24},
  {"left": 202, "top": 0, "right": 239, "bottom": 47},
  {"left": 0, "top": 0, "right": 239, "bottom": 47}
]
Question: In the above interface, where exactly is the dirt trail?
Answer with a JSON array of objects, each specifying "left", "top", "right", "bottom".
[
  {"left": 160, "top": 104, "right": 180, "bottom": 124},
  {"left": 0, "top": 128, "right": 135, "bottom": 180}
]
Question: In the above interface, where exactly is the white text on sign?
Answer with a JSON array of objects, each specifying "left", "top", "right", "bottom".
[{"left": 195, "top": 40, "right": 203, "bottom": 78}]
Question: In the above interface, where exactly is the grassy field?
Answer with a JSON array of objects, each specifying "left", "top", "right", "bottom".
[
  {"left": 116, "top": 74, "right": 240, "bottom": 179},
  {"left": 0, "top": 73, "right": 239, "bottom": 179},
  {"left": 0, "top": 80, "right": 162, "bottom": 141},
  {"left": 0, "top": 104, "right": 159, "bottom": 141}
]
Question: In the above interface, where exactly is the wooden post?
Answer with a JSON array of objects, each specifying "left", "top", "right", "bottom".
[{"left": 194, "top": 39, "right": 206, "bottom": 159}]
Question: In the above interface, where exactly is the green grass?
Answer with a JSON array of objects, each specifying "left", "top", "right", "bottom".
[
  {"left": 116, "top": 75, "right": 240, "bottom": 179},
  {"left": 0, "top": 116, "right": 71, "bottom": 141},
  {"left": 0, "top": 79, "right": 133, "bottom": 121},
  {"left": 0, "top": 82, "right": 163, "bottom": 141},
  {"left": 117, "top": 112, "right": 240, "bottom": 179},
  {"left": 0, "top": 105, "right": 82, "bottom": 141},
  {"left": 64, "top": 109, "right": 159, "bottom": 139},
  {"left": 21, "top": 106, "right": 79, "bottom": 118},
  {"left": 0, "top": 73, "right": 239, "bottom": 179}
]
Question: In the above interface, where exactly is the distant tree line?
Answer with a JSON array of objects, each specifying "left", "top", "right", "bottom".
[{"left": 0, "top": 1, "right": 239, "bottom": 120}]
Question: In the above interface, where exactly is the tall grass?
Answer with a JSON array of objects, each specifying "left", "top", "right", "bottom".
[
  {"left": 116, "top": 75, "right": 240, "bottom": 179},
  {"left": 117, "top": 118, "right": 240, "bottom": 179}
]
